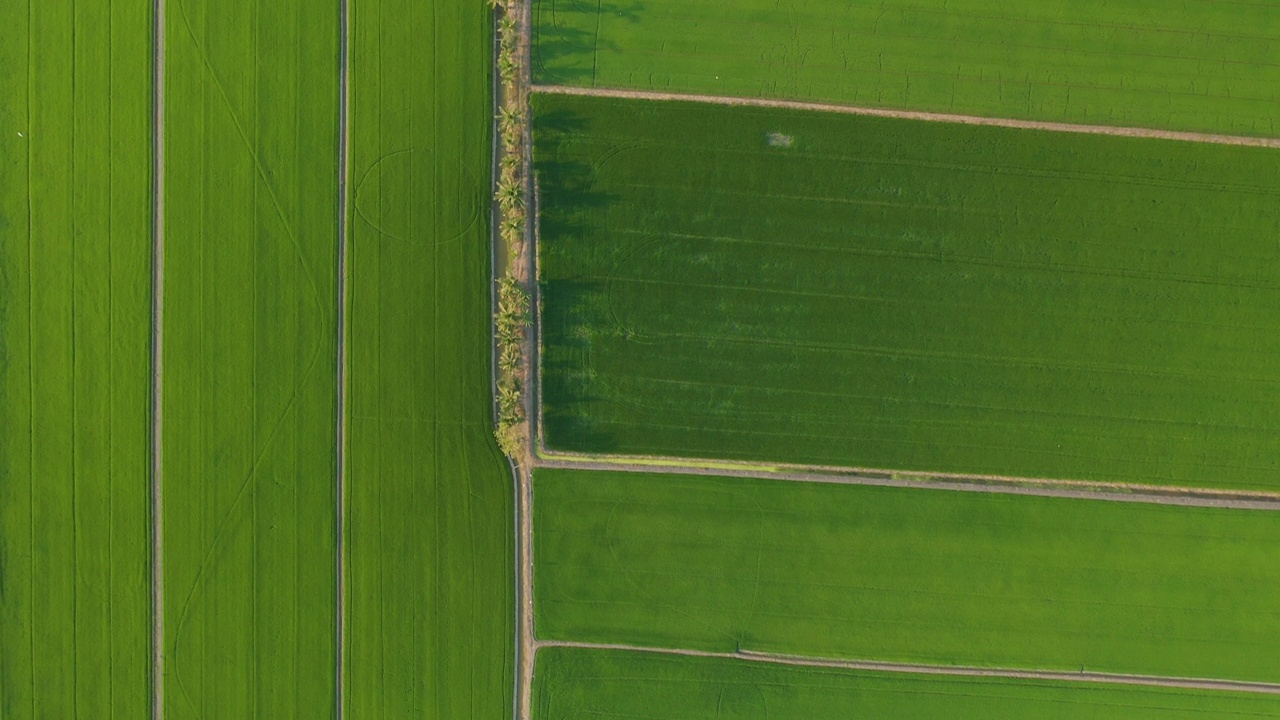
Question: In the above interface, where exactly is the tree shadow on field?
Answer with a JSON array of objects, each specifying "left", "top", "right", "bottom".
[
  {"left": 532, "top": 0, "right": 646, "bottom": 84},
  {"left": 533, "top": 109, "right": 620, "bottom": 241},
  {"left": 540, "top": 279, "right": 622, "bottom": 455}
]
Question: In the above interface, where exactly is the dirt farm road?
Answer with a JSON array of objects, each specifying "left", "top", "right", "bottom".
[
  {"left": 532, "top": 84, "right": 1280, "bottom": 149},
  {"left": 534, "top": 453, "right": 1280, "bottom": 512},
  {"left": 536, "top": 640, "right": 1280, "bottom": 696}
]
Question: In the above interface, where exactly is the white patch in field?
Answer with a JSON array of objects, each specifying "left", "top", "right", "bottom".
[
  {"left": 17, "top": 132, "right": 23, "bottom": 138},
  {"left": 766, "top": 132, "right": 793, "bottom": 148}
]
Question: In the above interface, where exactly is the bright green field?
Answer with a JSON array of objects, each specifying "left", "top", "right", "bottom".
[
  {"left": 536, "top": 94, "right": 1280, "bottom": 491},
  {"left": 345, "top": 0, "right": 514, "bottom": 717},
  {"left": 0, "top": 2, "right": 153, "bottom": 717},
  {"left": 535, "top": 647, "right": 1280, "bottom": 719},
  {"left": 534, "top": 468, "right": 1280, "bottom": 683},
  {"left": 533, "top": 0, "right": 1280, "bottom": 137},
  {"left": 162, "top": 1, "right": 338, "bottom": 717}
]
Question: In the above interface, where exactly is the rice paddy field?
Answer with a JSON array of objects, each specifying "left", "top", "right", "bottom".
[
  {"left": 344, "top": 0, "right": 514, "bottom": 716},
  {"left": 532, "top": 0, "right": 1280, "bottom": 136},
  {"left": 535, "top": 93, "right": 1280, "bottom": 491},
  {"left": 536, "top": 646, "right": 1280, "bottom": 720},
  {"left": 161, "top": 1, "right": 340, "bottom": 717},
  {"left": 534, "top": 467, "right": 1280, "bottom": 683},
  {"left": 0, "top": 2, "right": 154, "bottom": 717}
]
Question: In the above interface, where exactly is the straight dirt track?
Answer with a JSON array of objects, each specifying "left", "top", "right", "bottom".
[
  {"left": 534, "top": 454, "right": 1280, "bottom": 512},
  {"left": 336, "top": 0, "right": 351, "bottom": 714},
  {"left": 532, "top": 84, "right": 1280, "bottom": 148},
  {"left": 538, "top": 640, "right": 1280, "bottom": 696},
  {"left": 151, "top": 0, "right": 167, "bottom": 716}
]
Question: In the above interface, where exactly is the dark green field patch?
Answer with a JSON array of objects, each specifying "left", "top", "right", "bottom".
[{"left": 535, "top": 93, "right": 1280, "bottom": 490}]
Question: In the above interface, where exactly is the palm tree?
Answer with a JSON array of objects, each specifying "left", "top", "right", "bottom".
[
  {"left": 498, "top": 16, "right": 518, "bottom": 47},
  {"left": 501, "top": 214, "right": 524, "bottom": 238},
  {"left": 498, "top": 53, "right": 518, "bottom": 85},
  {"left": 496, "top": 181, "right": 524, "bottom": 210},
  {"left": 498, "top": 105, "right": 524, "bottom": 137}
]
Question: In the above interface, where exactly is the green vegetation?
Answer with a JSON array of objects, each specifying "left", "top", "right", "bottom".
[
  {"left": 535, "top": 647, "right": 1280, "bottom": 720},
  {"left": 345, "top": 0, "right": 514, "bottom": 716},
  {"left": 162, "top": 1, "right": 338, "bottom": 716},
  {"left": 0, "top": 2, "right": 153, "bottom": 717},
  {"left": 494, "top": 0, "right": 533, "bottom": 459},
  {"left": 495, "top": 278, "right": 532, "bottom": 457},
  {"left": 534, "top": 468, "right": 1280, "bottom": 683},
  {"left": 533, "top": 0, "right": 1280, "bottom": 136},
  {"left": 536, "top": 94, "right": 1280, "bottom": 491}
]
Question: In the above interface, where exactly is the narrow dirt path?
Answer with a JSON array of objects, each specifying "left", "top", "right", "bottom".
[
  {"left": 532, "top": 84, "right": 1280, "bottom": 148},
  {"left": 538, "top": 640, "right": 1280, "bottom": 696},
  {"left": 151, "top": 0, "right": 167, "bottom": 717},
  {"left": 516, "top": 467, "right": 534, "bottom": 720},
  {"left": 534, "top": 454, "right": 1280, "bottom": 512},
  {"left": 335, "top": 0, "right": 351, "bottom": 715}
]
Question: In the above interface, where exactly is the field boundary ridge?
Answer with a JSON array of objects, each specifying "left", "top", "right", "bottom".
[
  {"left": 536, "top": 640, "right": 1280, "bottom": 695},
  {"left": 534, "top": 450, "right": 1280, "bottom": 511},
  {"left": 531, "top": 84, "right": 1280, "bottom": 149}
]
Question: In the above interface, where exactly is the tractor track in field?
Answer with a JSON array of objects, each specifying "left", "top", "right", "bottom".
[
  {"left": 531, "top": 84, "right": 1280, "bottom": 149},
  {"left": 151, "top": 0, "right": 166, "bottom": 716},
  {"left": 336, "top": 0, "right": 351, "bottom": 714},
  {"left": 533, "top": 453, "right": 1280, "bottom": 511},
  {"left": 535, "top": 640, "right": 1280, "bottom": 696}
]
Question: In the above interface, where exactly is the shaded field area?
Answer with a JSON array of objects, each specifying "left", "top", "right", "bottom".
[
  {"left": 534, "top": 468, "right": 1280, "bottom": 683},
  {"left": 535, "top": 93, "right": 1280, "bottom": 491},
  {"left": 162, "top": 0, "right": 339, "bottom": 716},
  {"left": 534, "top": 647, "right": 1280, "bottom": 719},
  {"left": 532, "top": 0, "right": 1280, "bottom": 137},
  {"left": 0, "top": 2, "right": 153, "bottom": 717},
  {"left": 344, "top": 0, "right": 514, "bottom": 716}
]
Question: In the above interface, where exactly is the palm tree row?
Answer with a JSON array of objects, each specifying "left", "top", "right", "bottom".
[
  {"left": 492, "top": 0, "right": 533, "bottom": 460},
  {"left": 494, "top": 278, "right": 531, "bottom": 458}
]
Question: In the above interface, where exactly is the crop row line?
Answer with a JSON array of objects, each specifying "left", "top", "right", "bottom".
[
  {"left": 534, "top": 640, "right": 1280, "bottom": 695},
  {"left": 531, "top": 84, "right": 1280, "bottom": 149}
]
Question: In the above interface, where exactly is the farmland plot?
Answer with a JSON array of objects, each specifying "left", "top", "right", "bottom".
[
  {"left": 162, "top": 1, "right": 339, "bottom": 717},
  {"left": 0, "top": 2, "right": 153, "bottom": 717},
  {"left": 535, "top": 646, "right": 1280, "bottom": 720},
  {"left": 536, "top": 94, "right": 1280, "bottom": 491},
  {"left": 534, "top": 468, "right": 1280, "bottom": 683},
  {"left": 345, "top": 0, "right": 514, "bottom": 716},
  {"left": 533, "top": 0, "right": 1280, "bottom": 137}
]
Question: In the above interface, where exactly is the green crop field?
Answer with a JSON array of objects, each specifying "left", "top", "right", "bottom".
[
  {"left": 536, "top": 93, "right": 1280, "bottom": 491},
  {"left": 162, "top": 1, "right": 339, "bottom": 717},
  {"left": 533, "top": 0, "right": 1280, "bottom": 137},
  {"left": 345, "top": 0, "right": 514, "bottom": 717},
  {"left": 535, "top": 467, "right": 1280, "bottom": 683},
  {"left": 0, "top": 2, "right": 153, "bottom": 717},
  {"left": 535, "top": 646, "right": 1280, "bottom": 719}
]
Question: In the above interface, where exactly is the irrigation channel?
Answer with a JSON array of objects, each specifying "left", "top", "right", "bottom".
[
  {"left": 531, "top": 84, "right": 1280, "bottom": 149},
  {"left": 535, "top": 641, "right": 1280, "bottom": 696}
]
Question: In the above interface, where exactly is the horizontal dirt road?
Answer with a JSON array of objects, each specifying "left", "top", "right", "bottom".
[
  {"left": 538, "top": 640, "right": 1280, "bottom": 696},
  {"left": 532, "top": 84, "right": 1280, "bottom": 149},
  {"left": 535, "top": 453, "right": 1280, "bottom": 512}
]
